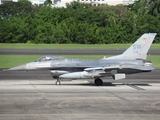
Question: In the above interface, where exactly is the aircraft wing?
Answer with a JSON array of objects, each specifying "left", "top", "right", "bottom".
[
  {"left": 85, "top": 64, "right": 154, "bottom": 72},
  {"left": 84, "top": 65, "right": 122, "bottom": 79},
  {"left": 84, "top": 64, "right": 154, "bottom": 80},
  {"left": 84, "top": 65, "right": 121, "bottom": 71}
]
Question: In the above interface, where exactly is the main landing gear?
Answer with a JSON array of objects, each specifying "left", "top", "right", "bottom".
[
  {"left": 55, "top": 78, "right": 61, "bottom": 85},
  {"left": 53, "top": 77, "right": 61, "bottom": 85},
  {"left": 94, "top": 78, "right": 103, "bottom": 86}
]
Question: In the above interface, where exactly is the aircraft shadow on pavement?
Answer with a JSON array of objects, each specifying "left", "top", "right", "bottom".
[
  {"left": 54, "top": 82, "right": 116, "bottom": 86},
  {"left": 18, "top": 82, "right": 115, "bottom": 86},
  {"left": 124, "top": 83, "right": 151, "bottom": 86},
  {"left": 50, "top": 82, "right": 117, "bottom": 86},
  {"left": 16, "top": 82, "right": 150, "bottom": 87}
]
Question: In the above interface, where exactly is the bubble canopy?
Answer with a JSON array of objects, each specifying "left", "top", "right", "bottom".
[{"left": 34, "top": 55, "right": 65, "bottom": 62}]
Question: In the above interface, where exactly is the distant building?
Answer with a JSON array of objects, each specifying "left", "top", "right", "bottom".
[
  {"left": 0, "top": 0, "right": 136, "bottom": 7},
  {"left": 28, "top": 0, "right": 46, "bottom": 4},
  {"left": 0, "top": 0, "right": 45, "bottom": 4},
  {"left": 0, "top": 0, "right": 14, "bottom": 4},
  {"left": 54, "top": 0, "right": 136, "bottom": 7}
]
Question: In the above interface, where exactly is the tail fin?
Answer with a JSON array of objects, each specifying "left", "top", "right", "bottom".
[{"left": 106, "top": 33, "right": 157, "bottom": 60}]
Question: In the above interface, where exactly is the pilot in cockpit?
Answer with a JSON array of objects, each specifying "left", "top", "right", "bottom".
[
  {"left": 34, "top": 55, "right": 64, "bottom": 62},
  {"left": 41, "top": 57, "right": 51, "bottom": 62},
  {"left": 35, "top": 56, "right": 53, "bottom": 62}
]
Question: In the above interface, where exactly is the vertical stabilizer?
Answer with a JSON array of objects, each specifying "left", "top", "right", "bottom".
[{"left": 106, "top": 33, "right": 157, "bottom": 60}]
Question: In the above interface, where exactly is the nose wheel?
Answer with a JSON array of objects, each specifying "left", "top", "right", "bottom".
[{"left": 94, "top": 78, "right": 103, "bottom": 86}]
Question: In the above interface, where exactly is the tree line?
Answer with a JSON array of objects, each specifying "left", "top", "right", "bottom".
[{"left": 0, "top": 0, "right": 160, "bottom": 44}]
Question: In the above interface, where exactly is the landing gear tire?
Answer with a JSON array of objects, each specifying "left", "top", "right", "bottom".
[
  {"left": 55, "top": 79, "right": 61, "bottom": 85},
  {"left": 94, "top": 78, "right": 103, "bottom": 86}
]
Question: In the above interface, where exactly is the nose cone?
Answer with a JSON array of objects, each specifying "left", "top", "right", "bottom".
[{"left": 7, "top": 64, "right": 27, "bottom": 71}]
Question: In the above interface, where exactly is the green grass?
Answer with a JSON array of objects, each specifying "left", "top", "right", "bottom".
[
  {"left": 0, "top": 55, "right": 159, "bottom": 69},
  {"left": 0, "top": 55, "right": 42, "bottom": 68},
  {"left": 147, "top": 55, "right": 160, "bottom": 69},
  {"left": 0, "top": 43, "right": 160, "bottom": 49}
]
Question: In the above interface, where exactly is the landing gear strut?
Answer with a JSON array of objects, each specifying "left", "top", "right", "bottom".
[
  {"left": 94, "top": 78, "right": 103, "bottom": 86},
  {"left": 55, "top": 78, "right": 61, "bottom": 85}
]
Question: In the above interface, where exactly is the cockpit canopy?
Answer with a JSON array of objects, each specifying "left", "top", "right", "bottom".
[{"left": 34, "top": 55, "right": 65, "bottom": 62}]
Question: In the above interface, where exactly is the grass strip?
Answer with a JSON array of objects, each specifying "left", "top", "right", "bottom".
[
  {"left": 0, "top": 43, "right": 160, "bottom": 49},
  {"left": 0, "top": 55, "right": 159, "bottom": 69}
]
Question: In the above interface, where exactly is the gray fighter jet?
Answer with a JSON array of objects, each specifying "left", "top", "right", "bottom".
[{"left": 7, "top": 33, "right": 157, "bottom": 85}]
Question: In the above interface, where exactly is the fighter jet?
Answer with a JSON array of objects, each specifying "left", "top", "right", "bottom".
[{"left": 7, "top": 33, "right": 157, "bottom": 86}]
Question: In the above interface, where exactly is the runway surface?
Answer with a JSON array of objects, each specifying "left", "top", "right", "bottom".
[
  {"left": 0, "top": 79, "right": 160, "bottom": 120},
  {"left": 0, "top": 48, "right": 160, "bottom": 55}
]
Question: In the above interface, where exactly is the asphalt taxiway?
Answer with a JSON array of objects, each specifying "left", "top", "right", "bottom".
[{"left": 0, "top": 48, "right": 160, "bottom": 55}]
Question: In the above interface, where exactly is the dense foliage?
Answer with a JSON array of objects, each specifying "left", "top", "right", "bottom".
[{"left": 0, "top": 0, "right": 160, "bottom": 44}]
